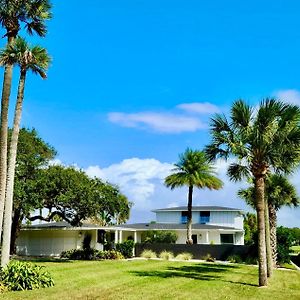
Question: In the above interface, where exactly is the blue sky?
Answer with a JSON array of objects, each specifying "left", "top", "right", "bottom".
[{"left": 1, "top": 0, "right": 300, "bottom": 226}]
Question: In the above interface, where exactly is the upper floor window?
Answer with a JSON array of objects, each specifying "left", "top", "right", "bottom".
[
  {"left": 181, "top": 211, "right": 188, "bottom": 224},
  {"left": 200, "top": 211, "right": 210, "bottom": 224}
]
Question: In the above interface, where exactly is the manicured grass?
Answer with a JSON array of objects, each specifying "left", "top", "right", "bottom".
[{"left": 1, "top": 259, "right": 299, "bottom": 300}]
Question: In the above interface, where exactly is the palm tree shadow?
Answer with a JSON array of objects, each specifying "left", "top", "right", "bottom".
[{"left": 130, "top": 263, "right": 258, "bottom": 287}]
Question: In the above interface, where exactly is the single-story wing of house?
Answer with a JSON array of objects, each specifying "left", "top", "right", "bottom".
[{"left": 16, "top": 205, "right": 244, "bottom": 257}]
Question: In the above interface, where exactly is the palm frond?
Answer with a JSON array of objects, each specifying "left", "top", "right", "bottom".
[{"left": 227, "top": 163, "right": 250, "bottom": 182}]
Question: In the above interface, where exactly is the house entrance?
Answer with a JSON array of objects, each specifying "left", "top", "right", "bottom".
[{"left": 192, "top": 234, "right": 197, "bottom": 244}]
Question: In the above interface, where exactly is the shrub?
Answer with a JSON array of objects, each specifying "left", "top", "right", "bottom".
[
  {"left": 141, "top": 230, "right": 178, "bottom": 244},
  {"left": 116, "top": 240, "right": 135, "bottom": 258},
  {"left": 175, "top": 252, "right": 193, "bottom": 260},
  {"left": 159, "top": 250, "right": 174, "bottom": 260},
  {"left": 244, "top": 256, "right": 257, "bottom": 265},
  {"left": 0, "top": 261, "right": 54, "bottom": 291},
  {"left": 140, "top": 249, "right": 157, "bottom": 259},
  {"left": 60, "top": 249, "right": 123, "bottom": 260},
  {"left": 227, "top": 255, "right": 243, "bottom": 264},
  {"left": 202, "top": 253, "right": 215, "bottom": 262},
  {"left": 277, "top": 226, "right": 294, "bottom": 263}
]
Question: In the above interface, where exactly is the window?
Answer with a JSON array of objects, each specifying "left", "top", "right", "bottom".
[
  {"left": 200, "top": 211, "right": 210, "bottom": 224},
  {"left": 220, "top": 234, "right": 234, "bottom": 244},
  {"left": 97, "top": 230, "right": 106, "bottom": 244},
  {"left": 181, "top": 211, "right": 188, "bottom": 224}
]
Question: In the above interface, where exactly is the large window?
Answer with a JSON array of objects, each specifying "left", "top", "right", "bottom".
[
  {"left": 181, "top": 211, "right": 188, "bottom": 224},
  {"left": 220, "top": 234, "right": 234, "bottom": 244},
  {"left": 200, "top": 211, "right": 210, "bottom": 224}
]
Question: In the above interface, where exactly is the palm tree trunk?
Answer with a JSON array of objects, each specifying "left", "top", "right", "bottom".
[
  {"left": 1, "top": 70, "right": 26, "bottom": 267},
  {"left": 254, "top": 175, "right": 268, "bottom": 287},
  {"left": 10, "top": 208, "right": 22, "bottom": 254},
  {"left": 0, "top": 36, "right": 15, "bottom": 243},
  {"left": 186, "top": 185, "right": 193, "bottom": 244},
  {"left": 268, "top": 203, "right": 277, "bottom": 267},
  {"left": 265, "top": 198, "right": 272, "bottom": 277}
]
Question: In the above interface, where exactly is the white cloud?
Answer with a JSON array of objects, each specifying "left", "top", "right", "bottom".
[
  {"left": 85, "top": 158, "right": 174, "bottom": 210},
  {"left": 108, "top": 112, "right": 206, "bottom": 133},
  {"left": 274, "top": 89, "right": 300, "bottom": 105},
  {"left": 177, "top": 102, "right": 220, "bottom": 114},
  {"left": 86, "top": 157, "right": 299, "bottom": 227}
]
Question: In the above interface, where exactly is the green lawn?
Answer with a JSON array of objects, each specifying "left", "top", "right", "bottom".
[
  {"left": 1, "top": 259, "right": 300, "bottom": 300},
  {"left": 291, "top": 245, "right": 300, "bottom": 254}
]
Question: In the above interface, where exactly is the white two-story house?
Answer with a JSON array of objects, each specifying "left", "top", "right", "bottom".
[
  {"left": 16, "top": 205, "right": 244, "bottom": 256},
  {"left": 115, "top": 205, "right": 244, "bottom": 245}
]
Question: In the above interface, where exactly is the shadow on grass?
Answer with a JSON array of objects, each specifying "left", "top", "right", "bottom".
[{"left": 130, "top": 263, "right": 258, "bottom": 287}]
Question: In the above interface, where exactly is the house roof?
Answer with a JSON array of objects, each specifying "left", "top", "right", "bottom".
[
  {"left": 152, "top": 206, "right": 243, "bottom": 212},
  {"left": 23, "top": 221, "right": 105, "bottom": 230},
  {"left": 113, "top": 223, "right": 242, "bottom": 231},
  {"left": 22, "top": 221, "right": 242, "bottom": 232}
]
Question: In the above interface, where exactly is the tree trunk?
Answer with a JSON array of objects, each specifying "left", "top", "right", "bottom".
[
  {"left": 10, "top": 208, "right": 22, "bottom": 254},
  {"left": 0, "top": 36, "right": 15, "bottom": 243},
  {"left": 265, "top": 198, "right": 272, "bottom": 277},
  {"left": 186, "top": 185, "right": 193, "bottom": 244},
  {"left": 268, "top": 203, "right": 277, "bottom": 267},
  {"left": 1, "top": 70, "right": 26, "bottom": 267},
  {"left": 254, "top": 175, "right": 268, "bottom": 287}
]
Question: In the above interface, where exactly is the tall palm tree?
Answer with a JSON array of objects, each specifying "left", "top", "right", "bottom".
[
  {"left": 238, "top": 174, "right": 299, "bottom": 266},
  {"left": 205, "top": 99, "right": 300, "bottom": 286},
  {"left": 164, "top": 149, "right": 223, "bottom": 244},
  {"left": 0, "top": 0, "right": 52, "bottom": 242},
  {"left": 0, "top": 36, "right": 50, "bottom": 267}
]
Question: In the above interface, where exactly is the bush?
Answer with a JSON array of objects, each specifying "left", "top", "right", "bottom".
[
  {"left": 277, "top": 226, "right": 294, "bottom": 263},
  {"left": 140, "top": 249, "right": 157, "bottom": 259},
  {"left": 60, "top": 249, "right": 124, "bottom": 260},
  {"left": 159, "top": 250, "right": 174, "bottom": 260},
  {"left": 175, "top": 252, "right": 193, "bottom": 260},
  {"left": 116, "top": 240, "right": 135, "bottom": 258},
  {"left": 141, "top": 230, "right": 178, "bottom": 244},
  {"left": 202, "top": 253, "right": 215, "bottom": 262},
  {"left": 0, "top": 261, "right": 54, "bottom": 291},
  {"left": 227, "top": 255, "right": 243, "bottom": 264}
]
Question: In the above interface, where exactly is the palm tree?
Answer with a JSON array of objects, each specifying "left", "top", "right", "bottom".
[
  {"left": 238, "top": 174, "right": 299, "bottom": 267},
  {"left": 0, "top": 0, "right": 52, "bottom": 242},
  {"left": 205, "top": 99, "right": 300, "bottom": 286},
  {"left": 0, "top": 36, "right": 50, "bottom": 267},
  {"left": 164, "top": 149, "right": 223, "bottom": 244}
]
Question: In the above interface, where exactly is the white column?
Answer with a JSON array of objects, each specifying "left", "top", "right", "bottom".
[
  {"left": 206, "top": 231, "right": 209, "bottom": 244},
  {"left": 115, "top": 230, "right": 119, "bottom": 244},
  {"left": 119, "top": 230, "right": 123, "bottom": 243},
  {"left": 133, "top": 231, "right": 138, "bottom": 257},
  {"left": 134, "top": 231, "right": 138, "bottom": 243}
]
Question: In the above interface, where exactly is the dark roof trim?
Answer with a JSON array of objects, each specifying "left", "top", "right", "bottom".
[{"left": 152, "top": 206, "right": 243, "bottom": 212}]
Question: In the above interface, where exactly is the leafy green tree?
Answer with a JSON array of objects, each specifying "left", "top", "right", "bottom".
[
  {"left": 141, "top": 230, "right": 178, "bottom": 244},
  {"left": 239, "top": 174, "right": 299, "bottom": 266},
  {"left": 28, "top": 165, "right": 131, "bottom": 227},
  {"left": 205, "top": 99, "right": 300, "bottom": 286},
  {"left": 0, "top": 0, "right": 52, "bottom": 246},
  {"left": 165, "top": 148, "right": 223, "bottom": 244},
  {"left": 0, "top": 36, "right": 50, "bottom": 266},
  {"left": 243, "top": 212, "right": 257, "bottom": 246},
  {"left": 10, "top": 128, "right": 56, "bottom": 253}
]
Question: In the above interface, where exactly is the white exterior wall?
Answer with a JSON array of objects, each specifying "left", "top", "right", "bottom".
[
  {"left": 156, "top": 210, "right": 244, "bottom": 229},
  {"left": 209, "top": 211, "right": 243, "bottom": 229},
  {"left": 156, "top": 211, "right": 181, "bottom": 223}
]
